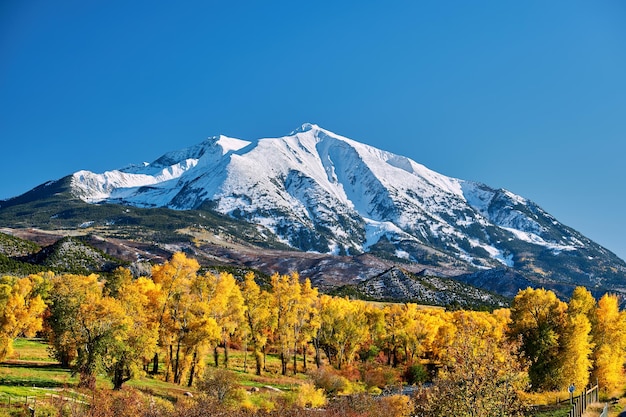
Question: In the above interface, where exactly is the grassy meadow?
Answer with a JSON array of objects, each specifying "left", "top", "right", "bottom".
[
  {"left": 0, "top": 338, "right": 623, "bottom": 417},
  {"left": 0, "top": 338, "right": 316, "bottom": 416}
]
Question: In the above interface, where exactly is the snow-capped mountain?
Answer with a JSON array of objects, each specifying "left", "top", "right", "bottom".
[{"left": 65, "top": 123, "right": 625, "bottom": 293}]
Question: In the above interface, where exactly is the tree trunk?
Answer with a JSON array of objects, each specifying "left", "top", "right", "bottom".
[
  {"left": 223, "top": 339, "right": 229, "bottom": 369},
  {"left": 152, "top": 352, "right": 159, "bottom": 375},
  {"left": 313, "top": 338, "right": 321, "bottom": 368},
  {"left": 113, "top": 362, "right": 131, "bottom": 390},
  {"left": 293, "top": 340, "right": 298, "bottom": 375},
  {"left": 303, "top": 344, "right": 308, "bottom": 373},
  {"left": 280, "top": 351, "right": 287, "bottom": 376},
  {"left": 165, "top": 345, "right": 172, "bottom": 382},
  {"left": 214, "top": 345, "right": 219, "bottom": 368},
  {"left": 187, "top": 350, "right": 197, "bottom": 387},
  {"left": 255, "top": 350, "right": 262, "bottom": 376},
  {"left": 243, "top": 341, "right": 248, "bottom": 373},
  {"left": 173, "top": 340, "right": 182, "bottom": 384}
]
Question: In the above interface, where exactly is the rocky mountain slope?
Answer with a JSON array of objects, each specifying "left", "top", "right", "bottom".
[{"left": 331, "top": 267, "right": 508, "bottom": 309}]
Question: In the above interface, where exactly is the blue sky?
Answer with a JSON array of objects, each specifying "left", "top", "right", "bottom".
[{"left": 1, "top": 1, "right": 625, "bottom": 261}]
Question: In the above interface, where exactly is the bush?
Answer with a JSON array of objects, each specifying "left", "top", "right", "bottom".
[
  {"left": 403, "top": 363, "right": 428, "bottom": 385},
  {"left": 311, "top": 366, "right": 349, "bottom": 395},
  {"left": 195, "top": 368, "right": 240, "bottom": 404},
  {"left": 378, "top": 395, "right": 414, "bottom": 417},
  {"left": 361, "top": 364, "right": 401, "bottom": 389},
  {"left": 295, "top": 383, "right": 327, "bottom": 408}
]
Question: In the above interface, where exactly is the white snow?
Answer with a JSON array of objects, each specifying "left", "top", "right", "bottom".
[
  {"left": 502, "top": 227, "right": 577, "bottom": 252},
  {"left": 67, "top": 123, "right": 586, "bottom": 266},
  {"left": 216, "top": 135, "right": 251, "bottom": 155},
  {"left": 395, "top": 249, "right": 410, "bottom": 260}
]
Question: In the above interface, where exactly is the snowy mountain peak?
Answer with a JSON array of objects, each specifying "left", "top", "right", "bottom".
[
  {"left": 214, "top": 135, "right": 252, "bottom": 155},
  {"left": 65, "top": 124, "right": 622, "bottom": 282},
  {"left": 290, "top": 122, "right": 321, "bottom": 135}
]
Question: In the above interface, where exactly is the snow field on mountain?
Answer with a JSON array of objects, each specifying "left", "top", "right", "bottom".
[{"left": 68, "top": 123, "right": 592, "bottom": 266}]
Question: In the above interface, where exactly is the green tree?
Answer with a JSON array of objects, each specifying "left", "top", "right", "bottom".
[
  {"left": 47, "top": 273, "right": 130, "bottom": 388},
  {"left": 508, "top": 287, "right": 567, "bottom": 390}
]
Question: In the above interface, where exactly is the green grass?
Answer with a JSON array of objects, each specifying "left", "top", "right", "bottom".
[
  {"left": 0, "top": 363, "right": 75, "bottom": 390},
  {"left": 9, "top": 339, "right": 54, "bottom": 363},
  {"left": 0, "top": 338, "right": 76, "bottom": 402},
  {"left": 528, "top": 405, "right": 571, "bottom": 417}
]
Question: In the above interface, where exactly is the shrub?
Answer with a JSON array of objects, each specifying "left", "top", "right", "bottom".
[
  {"left": 311, "top": 366, "right": 349, "bottom": 395},
  {"left": 378, "top": 395, "right": 414, "bottom": 417},
  {"left": 361, "top": 364, "right": 401, "bottom": 389},
  {"left": 196, "top": 368, "right": 240, "bottom": 404},
  {"left": 403, "top": 363, "right": 428, "bottom": 385},
  {"left": 295, "top": 383, "right": 327, "bottom": 408}
]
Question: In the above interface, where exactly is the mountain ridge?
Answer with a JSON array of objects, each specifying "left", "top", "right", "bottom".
[{"left": 1, "top": 123, "right": 624, "bottom": 299}]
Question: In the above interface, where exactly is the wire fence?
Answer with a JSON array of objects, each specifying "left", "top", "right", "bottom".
[{"left": 0, "top": 390, "right": 90, "bottom": 416}]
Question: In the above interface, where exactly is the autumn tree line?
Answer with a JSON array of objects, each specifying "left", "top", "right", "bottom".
[{"left": 1, "top": 251, "right": 625, "bottom": 397}]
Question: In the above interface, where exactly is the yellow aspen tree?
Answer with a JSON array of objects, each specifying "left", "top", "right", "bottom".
[
  {"left": 76, "top": 294, "right": 130, "bottom": 388},
  {"left": 293, "top": 278, "right": 319, "bottom": 374},
  {"left": 569, "top": 286, "right": 596, "bottom": 318},
  {"left": 415, "top": 313, "right": 527, "bottom": 417},
  {"left": 108, "top": 277, "right": 160, "bottom": 390},
  {"left": 180, "top": 282, "right": 220, "bottom": 387},
  {"left": 104, "top": 266, "right": 133, "bottom": 298},
  {"left": 151, "top": 252, "right": 199, "bottom": 382},
  {"left": 398, "top": 305, "right": 449, "bottom": 366},
  {"left": 591, "top": 294, "right": 626, "bottom": 392},
  {"left": 560, "top": 287, "right": 594, "bottom": 389},
  {"left": 383, "top": 304, "right": 405, "bottom": 366},
  {"left": 361, "top": 303, "right": 386, "bottom": 363},
  {"left": 398, "top": 304, "right": 421, "bottom": 365},
  {"left": 46, "top": 274, "right": 103, "bottom": 368},
  {"left": 450, "top": 310, "right": 505, "bottom": 359},
  {"left": 0, "top": 274, "right": 47, "bottom": 360},
  {"left": 270, "top": 272, "right": 302, "bottom": 375},
  {"left": 240, "top": 272, "right": 274, "bottom": 375},
  {"left": 168, "top": 271, "right": 221, "bottom": 386},
  {"left": 318, "top": 296, "right": 369, "bottom": 369},
  {"left": 427, "top": 309, "right": 455, "bottom": 362},
  {"left": 407, "top": 309, "right": 447, "bottom": 363},
  {"left": 492, "top": 308, "right": 512, "bottom": 337},
  {"left": 202, "top": 271, "right": 245, "bottom": 369}
]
